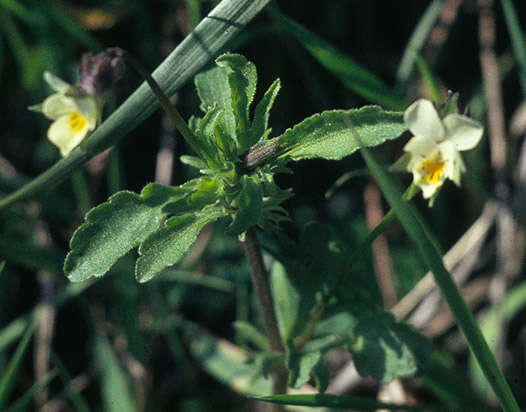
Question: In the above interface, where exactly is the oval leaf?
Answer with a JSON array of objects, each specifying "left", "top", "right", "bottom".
[
  {"left": 65, "top": 183, "right": 186, "bottom": 282},
  {"left": 277, "top": 106, "right": 406, "bottom": 162}
]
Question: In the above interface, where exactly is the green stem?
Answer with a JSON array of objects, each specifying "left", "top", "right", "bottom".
[{"left": 123, "top": 51, "right": 204, "bottom": 159}]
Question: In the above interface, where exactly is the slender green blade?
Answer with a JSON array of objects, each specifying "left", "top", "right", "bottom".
[
  {"left": 254, "top": 393, "right": 448, "bottom": 411},
  {"left": 270, "top": 9, "right": 406, "bottom": 110},
  {"left": 5, "top": 370, "right": 57, "bottom": 412},
  {"left": 0, "top": 323, "right": 35, "bottom": 410},
  {"left": 501, "top": 0, "right": 526, "bottom": 97},
  {"left": 395, "top": 0, "right": 446, "bottom": 90},
  {"left": 95, "top": 336, "right": 137, "bottom": 412}
]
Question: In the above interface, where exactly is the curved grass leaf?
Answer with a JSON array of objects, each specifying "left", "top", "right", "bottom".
[
  {"left": 395, "top": 0, "right": 446, "bottom": 90},
  {"left": 95, "top": 335, "right": 137, "bottom": 412},
  {"left": 277, "top": 106, "right": 406, "bottom": 162},
  {"left": 270, "top": 9, "right": 406, "bottom": 110},
  {"left": 0, "top": 0, "right": 272, "bottom": 211},
  {"left": 135, "top": 205, "right": 227, "bottom": 282},
  {"left": 254, "top": 393, "right": 451, "bottom": 411},
  {"left": 0, "top": 322, "right": 35, "bottom": 411},
  {"left": 65, "top": 183, "right": 187, "bottom": 282}
]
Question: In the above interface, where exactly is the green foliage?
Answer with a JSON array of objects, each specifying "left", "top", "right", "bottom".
[
  {"left": 65, "top": 183, "right": 189, "bottom": 282},
  {"left": 65, "top": 53, "right": 407, "bottom": 284},
  {"left": 277, "top": 106, "right": 407, "bottom": 162},
  {"left": 348, "top": 312, "right": 432, "bottom": 382}
]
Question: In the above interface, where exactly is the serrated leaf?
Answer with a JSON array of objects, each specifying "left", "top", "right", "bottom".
[
  {"left": 270, "top": 261, "right": 299, "bottom": 341},
  {"left": 286, "top": 344, "right": 321, "bottom": 389},
  {"left": 250, "top": 78, "right": 281, "bottom": 146},
  {"left": 195, "top": 64, "right": 236, "bottom": 139},
  {"left": 225, "top": 175, "right": 262, "bottom": 236},
  {"left": 135, "top": 205, "right": 227, "bottom": 282},
  {"left": 276, "top": 106, "right": 406, "bottom": 162},
  {"left": 163, "top": 177, "right": 223, "bottom": 216},
  {"left": 348, "top": 312, "right": 432, "bottom": 383},
  {"left": 65, "top": 183, "right": 186, "bottom": 282},
  {"left": 194, "top": 107, "right": 225, "bottom": 167},
  {"left": 216, "top": 54, "right": 257, "bottom": 151}
]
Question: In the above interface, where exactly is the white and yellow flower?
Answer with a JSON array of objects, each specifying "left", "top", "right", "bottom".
[
  {"left": 403, "top": 99, "right": 484, "bottom": 200},
  {"left": 33, "top": 72, "right": 100, "bottom": 157}
]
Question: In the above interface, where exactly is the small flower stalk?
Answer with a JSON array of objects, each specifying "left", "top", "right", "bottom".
[
  {"left": 403, "top": 97, "right": 483, "bottom": 204},
  {"left": 30, "top": 48, "right": 124, "bottom": 157}
]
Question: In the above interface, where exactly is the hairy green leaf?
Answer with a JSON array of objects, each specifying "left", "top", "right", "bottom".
[
  {"left": 225, "top": 175, "right": 262, "bottom": 236},
  {"left": 135, "top": 205, "right": 227, "bottom": 282},
  {"left": 250, "top": 78, "right": 280, "bottom": 145},
  {"left": 216, "top": 54, "right": 257, "bottom": 150},
  {"left": 65, "top": 183, "right": 186, "bottom": 282},
  {"left": 277, "top": 106, "right": 406, "bottom": 162},
  {"left": 195, "top": 64, "right": 236, "bottom": 141},
  {"left": 348, "top": 312, "right": 431, "bottom": 383},
  {"left": 270, "top": 261, "right": 299, "bottom": 341}
]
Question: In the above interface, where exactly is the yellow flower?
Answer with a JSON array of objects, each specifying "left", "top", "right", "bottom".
[
  {"left": 403, "top": 99, "right": 483, "bottom": 200},
  {"left": 33, "top": 72, "right": 100, "bottom": 157}
]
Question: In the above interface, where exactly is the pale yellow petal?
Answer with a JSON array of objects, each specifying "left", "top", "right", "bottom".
[
  {"left": 43, "top": 71, "right": 71, "bottom": 94},
  {"left": 47, "top": 113, "right": 89, "bottom": 157},
  {"left": 443, "top": 114, "right": 484, "bottom": 151},
  {"left": 439, "top": 141, "right": 465, "bottom": 185},
  {"left": 42, "top": 94, "right": 76, "bottom": 120},
  {"left": 75, "top": 97, "right": 99, "bottom": 130},
  {"left": 404, "top": 99, "right": 445, "bottom": 141}
]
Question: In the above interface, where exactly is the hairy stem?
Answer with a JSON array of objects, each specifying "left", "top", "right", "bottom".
[{"left": 242, "top": 230, "right": 288, "bottom": 408}]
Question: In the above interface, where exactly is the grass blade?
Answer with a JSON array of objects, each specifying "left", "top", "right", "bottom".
[
  {"left": 395, "top": 0, "right": 446, "bottom": 91},
  {"left": 500, "top": 0, "right": 526, "bottom": 97},
  {"left": 5, "top": 370, "right": 57, "bottom": 412},
  {"left": 0, "top": 322, "right": 35, "bottom": 410},
  {"left": 0, "top": 0, "right": 272, "bottom": 211},
  {"left": 254, "top": 393, "right": 449, "bottom": 411},
  {"left": 358, "top": 142, "right": 520, "bottom": 412},
  {"left": 269, "top": 8, "right": 406, "bottom": 110}
]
